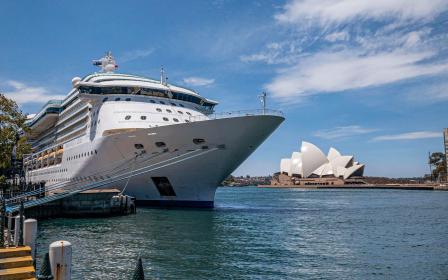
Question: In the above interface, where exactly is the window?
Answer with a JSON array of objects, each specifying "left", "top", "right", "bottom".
[
  {"left": 193, "top": 138, "right": 205, "bottom": 144},
  {"left": 186, "top": 112, "right": 191, "bottom": 115},
  {"left": 185, "top": 120, "right": 190, "bottom": 123},
  {"left": 155, "top": 142, "right": 166, "bottom": 148},
  {"left": 173, "top": 118, "right": 179, "bottom": 122},
  {"left": 125, "top": 98, "right": 131, "bottom": 101},
  {"left": 156, "top": 108, "right": 162, "bottom": 112},
  {"left": 179, "top": 104, "right": 184, "bottom": 107},
  {"left": 163, "top": 117, "right": 169, "bottom": 121},
  {"left": 170, "top": 102, "right": 176, "bottom": 106},
  {"left": 125, "top": 115, "right": 131, "bottom": 120},
  {"left": 177, "top": 111, "right": 183, "bottom": 114},
  {"left": 166, "top": 109, "right": 172, "bottom": 113},
  {"left": 102, "top": 97, "right": 108, "bottom": 102},
  {"left": 115, "top": 97, "right": 121, "bottom": 101},
  {"left": 141, "top": 116, "right": 147, "bottom": 120},
  {"left": 134, "top": 144, "right": 144, "bottom": 149},
  {"left": 150, "top": 100, "right": 155, "bottom": 103},
  {"left": 159, "top": 101, "right": 165, "bottom": 104}
]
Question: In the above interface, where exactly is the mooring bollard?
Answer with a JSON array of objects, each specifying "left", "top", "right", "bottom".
[
  {"left": 23, "top": 218, "right": 38, "bottom": 258},
  {"left": 13, "top": 214, "right": 25, "bottom": 246},
  {"left": 131, "top": 257, "right": 145, "bottom": 280},
  {"left": 49, "top": 240, "right": 72, "bottom": 280},
  {"left": 38, "top": 252, "right": 54, "bottom": 280}
]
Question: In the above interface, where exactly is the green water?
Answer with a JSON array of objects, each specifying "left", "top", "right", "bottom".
[{"left": 36, "top": 187, "right": 448, "bottom": 279}]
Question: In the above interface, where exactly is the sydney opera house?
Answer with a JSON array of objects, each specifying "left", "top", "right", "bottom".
[{"left": 271, "top": 141, "right": 365, "bottom": 186}]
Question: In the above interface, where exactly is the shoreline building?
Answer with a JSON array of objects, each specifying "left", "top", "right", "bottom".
[
  {"left": 444, "top": 128, "right": 448, "bottom": 182},
  {"left": 272, "top": 141, "right": 365, "bottom": 186}
]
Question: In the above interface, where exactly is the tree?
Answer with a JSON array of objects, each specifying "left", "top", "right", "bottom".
[
  {"left": 429, "top": 152, "right": 447, "bottom": 182},
  {"left": 0, "top": 93, "right": 31, "bottom": 184}
]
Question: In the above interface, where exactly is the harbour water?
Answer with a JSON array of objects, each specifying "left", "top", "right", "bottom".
[{"left": 35, "top": 187, "right": 448, "bottom": 279}]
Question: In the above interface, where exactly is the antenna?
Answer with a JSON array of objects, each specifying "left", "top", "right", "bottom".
[
  {"left": 160, "top": 66, "right": 164, "bottom": 84},
  {"left": 93, "top": 51, "right": 118, "bottom": 73},
  {"left": 258, "top": 92, "right": 267, "bottom": 115}
]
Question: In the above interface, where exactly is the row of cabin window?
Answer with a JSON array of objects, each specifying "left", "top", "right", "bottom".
[
  {"left": 102, "top": 97, "right": 185, "bottom": 107},
  {"left": 67, "top": 150, "right": 98, "bottom": 161},
  {"left": 34, "top": 168, "right": 68, "bottom": 176},
  {"left": 155, "top": 108, "right": 191, "bottom": 115},
  {"left": 124, "top": 115, "right": 190, "bottom": 123}
]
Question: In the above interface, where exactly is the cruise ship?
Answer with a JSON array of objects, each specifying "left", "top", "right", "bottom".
[{"left": 23, "top": 52, "right": 284, "bottom": 207}]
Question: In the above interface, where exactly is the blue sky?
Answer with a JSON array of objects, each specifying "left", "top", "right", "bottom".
[{"left": 1, "top": 0, "right": 447, "bottom": 177}]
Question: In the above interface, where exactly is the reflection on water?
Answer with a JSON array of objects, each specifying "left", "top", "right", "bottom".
[{"left": 36, "top": 187, "right": 448, "bottom": 279}]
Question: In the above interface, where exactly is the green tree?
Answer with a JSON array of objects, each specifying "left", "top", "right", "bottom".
[
  {"left": 429, "top": 152, "right": 447, "bottom": 181},
  {"left": 0, "top": 93, "right": 31, "bottom": 184}
]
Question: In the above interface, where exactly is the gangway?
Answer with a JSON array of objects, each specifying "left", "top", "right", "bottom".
[{"left": 3, "top": 146, "right": 220, "bottom": 214}]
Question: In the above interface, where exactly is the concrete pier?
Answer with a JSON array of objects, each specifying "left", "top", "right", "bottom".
[{"left": 23, "top": 189, "right": 135, "bottom": 219}]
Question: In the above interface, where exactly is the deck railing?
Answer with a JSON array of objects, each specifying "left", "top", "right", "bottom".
[{"left": 189, "top": 109, "right": 284, "bottom": 122}]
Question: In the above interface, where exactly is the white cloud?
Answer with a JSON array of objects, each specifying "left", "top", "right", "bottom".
[
  {"left": 183, "top": 77, "right": 215, "bottom": 87},
  {"left": 324, "top": 31, "right": 350, "bottom": 42},
  {"left": 265, "top": 49, "right": 448, "bottom": 102},
  {"left": 3, "top": 80, "right": 65, "bottom": 105},
  {"left": 275, "top": 0, "right": 448, "bottom": 25},
  {"left": 372, "top": 131, "right": 441, "bottom": 141},
  {"left": 120, "top": 48, "right": 154, "bottom": 63},
  {"left": 313, "top": 125, "right": 376, "bottom": 139}
]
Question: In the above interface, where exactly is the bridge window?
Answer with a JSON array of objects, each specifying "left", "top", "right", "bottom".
[
  {"left": 150, "top": 100, "right": 155, "bottom": 103},
  {"left": 170, "top": 102, "right": 176, "bottom": 106},
  {"left": 159, "top": 101, "right": 165, "bottom": 104},
  {"left": 115, "top": 97, "right": 121, "bottom": 101},
  {"left": 125, "top": 98, "right": 131, "bottom": 101},
  {"left": 179, "top": 104, "right": 184, "bottom": 107}
]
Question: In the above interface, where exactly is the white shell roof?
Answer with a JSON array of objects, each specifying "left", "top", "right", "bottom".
[{"left": 281, "top": 141, "right": 364, "bottom": 179}]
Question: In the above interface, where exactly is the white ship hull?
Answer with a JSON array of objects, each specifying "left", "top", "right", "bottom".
[{"left": 27, "top": 114, "right": 283, "bottom": 207}]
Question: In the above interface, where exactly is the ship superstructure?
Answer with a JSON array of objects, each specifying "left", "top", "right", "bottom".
[{"left": 23, "top": 53, "right": 284, "bottom": 207}]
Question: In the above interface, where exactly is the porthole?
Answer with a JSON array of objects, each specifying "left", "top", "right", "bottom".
[
  {"left": 141, "top": 116, "right": 147, "bottom": 120},
  {"left": 134, "top": 144, "right": 144, "bottom": 149},
  {"left": 125, "top": 115, "right": 131, "bottom": 120},
  {"left": 193, "top": 138, "right": 205, "bottom": 144},
  {"left": 155, "top": 142, "right": 166, "bottom": 148},
  {"left": 173, "top": 118, "right": 179, "bottom": 122},
  {"left": 166, "top": 109, "right": 172, "bottom": 113},
  {"left": 156, "top": 108, "right": 162, "bottom": 112},
  {"left": 125, "top": 98, "right": 131, "bottom": 101},
  {"left": 163, "top": 117, "right": 169, "bottom": 121},
  {"left": 115, "top": 97, "right": 121, "bottom": 101}
]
